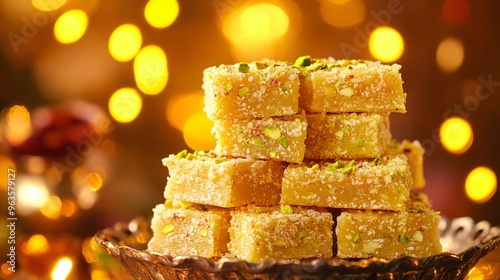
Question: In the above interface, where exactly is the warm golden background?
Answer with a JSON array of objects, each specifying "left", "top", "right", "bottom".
[{"left": 0, "top": 0, "right": 499, "bottom": 278}]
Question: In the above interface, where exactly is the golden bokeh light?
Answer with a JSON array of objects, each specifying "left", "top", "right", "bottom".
[
  {"left": 60, "top": 199, "right": 76, "bottom": 217},
  {"left": 369, "top": 26, "right": 404, "bottom": 62},
  {"left": 134, "top": 45, "right": 169, "bottom": 95},
  {"left": 0, "top": 156, "right": 15, "bottom": 190},
  {"left": 222, "top": 2, "right": 290, "bottom": 61},
  {"left": 84, "top": 172, "right": 103, "bottom": 191},
  {"left": 439, "top": 117, "right": 473, "bottom": 154},
  {"left": 108, "top": 87, "right": 143, "bottom": 123},
  {"left": 109, "top": 24, "right": 143, "bottom": 62},
  {"left": 182, "top": 112, "right": 216, "bottom": 151},
  {"left": 51, "top": 257, "right": 73, "bottom": 280},
  {"left": 320, "top": 0, "right": 366, "bottom": 28},
  {"left": 436, "top": 37, "right": 464, "bottom": 73},
  {"left": 32, "top": 0, "right": 67, "bottom": 11},
  {"left": 40, "top": 195, "right": 62, "bottom": 219},
  {"left": 144, "top": 0, "right": 179, "bottom": 29},
  {"left": 465, "top": 166, "right": 497, "bottom": 203},
  {"left": 5, "top": 105, "right": 32, "bottom": 145},
  {"left": 18, "top": 176, "right": 49, "bottom": 214},
  {"left": 22, "top": 234, "right": 49, "bottom": 255},
  {"left": 166, "top": 91, "right": 204, "bottom": 131},
  {"left": 54, "top": 9, "right": 88, "bottom": 44}
]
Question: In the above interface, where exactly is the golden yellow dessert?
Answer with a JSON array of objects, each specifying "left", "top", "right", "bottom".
[
  {"left": 213, "top": 114, "right": 307, "bottom": 163},
  {"left": 389, "top": 139, "right": 426, "bottom": 188},
  {"left": 305, "top": 112, "right": 391, "bottom": 159},
  {"left": 228, "top": 205, "right": 333, "bottom": 262},
  {"left": 336, "top": 192, "right": 442, "bottom": 259},
  {"left": 296, "top": 56, "right": 406, "bottom": 113},
  {"left": 281, "top": 155, "right": 412, "bottom": 210},
  {"left": 148, "top": 202, "right": 231, "bottom": 258},
  {"left": 162, "top": 150, "right": 284, "bottom": 207},
  {"left": 203, "top": 60, "right": 300, "bottom": 119}
]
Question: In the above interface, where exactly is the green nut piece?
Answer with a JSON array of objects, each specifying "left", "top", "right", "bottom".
[
  {"left": 399, "top": 234, "right": 409, "bottom": 244},
  {"left": 298, "top": 230, "right": 309, "bottom": 240},
  {"left": 294, "top": 55, "right": 312, "bottom": 67},
  {"left": 225, "top": 84, "right": 233, "bottom": 92},
  {"left": 280, "top": 204, "right": 293, "bottom": 214},
  {"left": 175, "top": 149, "right": 188, "bottom": 159},
  {"left": 237, "top": 62, "right": 250, "bottom": 73},
  {"left": 250, "top": 139, "right": 265, "bottom": 147},
  {"left": 356, "top": 138, "right": 363, "bottom": 147},
  {"left": 262, "top": 127, "right": 281, "bottom": 140},
  {"left": 278, "top": 135, "right": 289, "bottom": 148},
  {"left": 214, "top": 157, "right": 228, "bottom": 164},
  {"left": 238, "top": 87, "right": 250, "bottom": 97},
  {"left": 354, "top": 233, "right": 361, "bottom": 243}
]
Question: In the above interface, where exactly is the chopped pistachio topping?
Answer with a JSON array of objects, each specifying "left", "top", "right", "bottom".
[
  {"left": 294, "top": 55, "right": 312, "bottom": 67},
  {"left": 399, "top": 234, "right": 409, "bottom": 244},
  {"left": 178, "top": 201, "right": 193, "bottom": 209},
  {"left": 214, "top": 157, "right": 228, "bottom": 164},
  {"left": 199, "top": 229, "right": 208, "bottom": 237},
  {"left": 350, "top": 112, "right": 358, "bottom": 119},
  {"left": 225, "top": 84, "right": 233, "bottom": 92},
  {"left": 282, "top": 85, "right": 291, "bottom": 92},
  {"left": 294, "top": 118, "right": 301, "bottom": 123},
  {"left": 254, "top": 207, "right": 262, "bottom": 214},
  {"left": 371, "top": 157, "right": 380, "bottom": 166},
  {"left": 340, "top": 166, "right": 353, "bottom": 175},
  {"left": 269, "top": 151, "right": 277, "bottom": 158},
  {"left": 255, "top": 61, "right": 268, "bottom": 70},
  {"left": 327, "top": 183, "right": 333, "bottom": 190},
  {"left": 262, "top": 127, "right": 281, "bottom": 140},
  {"left": 327, "top": 161, "right": 340, "bottom": 171},
  {"left": 250, "top": 139, "right": 265, "bottom": 147},
  {"left": 161, "top": 224, "right": 175, "bottom": 235},
  {"left": 354, "top": 233, "right": 361, "bottom": 243},
  {"left": 238, "top": 87, "right": 250, "bottom": 97},
  {"left": 280, "top": 204, "right": 293, "bottom": 214},
  {"left": 237, "top": 62, "right": 249, "bottom": 73},
  {"left": 298, "top": 230, "right": 309, "bottom": 239},
  {"left": 175, "top": 149, "right": 188, "bottom": 159},
  {"left": 185, "top": 153, "right": 195, "bottom": 160},
  {"left": 356, "top": 138, "right": 363, "bottom": 147},
  {"left": 339, "top": 87, "right": 355, "bottom": 97},
  {"left": 278, "top": 135, "right": 289, "bottom": 148},
  {"left": 310, "top": 163, "right": 319, "bottom": 170},
  {"left": 334, "top": 129, "right": 344, "bottom": 138},
  {"left": 363, "top": 241, "right": 380, "bottom": 254}
]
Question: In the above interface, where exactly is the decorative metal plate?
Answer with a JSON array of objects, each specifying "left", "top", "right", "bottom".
[{"left": 95, "top": 216, "right": 500, "bottom": 279}]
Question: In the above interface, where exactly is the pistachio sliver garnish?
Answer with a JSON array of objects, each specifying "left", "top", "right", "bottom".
[
  {"left": 294, "top": 55, "right": 312, "bottom": 67},
  {"left": 278, "top": 135, "right": 289, "bottom": 148},
  {"left": 225, "top": 84, "right": 233, "bottom": 92},
  {"left": 262, "top": 126, "right": 281, "bottom": 140},
  {"left": 237, "top": 62, "right": 249, "bottom": 73},
  {"left": 238, "top": 87, "right": 250, "bottom": 97},
  {"left": 250, "top": 139, "right": 265, "bottom": 147},
  {"left": 399, "top": 234, "right": 409, "bottom": 244},
  {"left": 339, "top": 87, "right": 354, "bottom": 97},
  {"left": 280, "top": 204, "right": 293, "bottom": 214},
  {"left": 175, "top": 149, "right": 188, "bottom": 159}
]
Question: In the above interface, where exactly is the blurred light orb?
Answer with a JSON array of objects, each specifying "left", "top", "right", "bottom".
[
  {"left": 85, "top": 172, "right": 103, "bottom": 191},
  {"left": 144, "top": 0, "right": 179, "bottom": 29},
  {"left": 134, "top": 45, "right": 168, "bottom": 95},
  {"left": 436, "top": 37, "right": 464, "bottom": 73},
  {"left": 32, "top": 0, "right": 67, "bottom": 11},
  {"left": 51, "top": 257, "right": 73, "bottom": 280},
  {"left": 223, "top": 3, "right": 289, "bottom": 44},
  {"left": 60, "top": 199, "right": 76, "bottom": 217},
  {"left": 18, "top": 176, "right": 49, "bottom": 214},
  {"left": 108, "top": 88, "right": 142, "bottom": 123},
  {"left": 439, "top": 117, "right": 473, "bottom": 154},
  {"left": 109, "top": 24, "right": 142, "bottom": 62},
  {"left": 0, "top": 156, "right": 15, "bottom": 190},
  {"left": 183, "top": 112, "right": 216, "bottom": 151},
  {"left": 40, "top": 195, "right": 62, "bottom": 219},
  {"left": 465, "top": 166, "right": 497, "bottom": 203},
  {"left": 222, "top": 2, "right": 289, "bottom": 61},
  {"left": 6, "top": 105, "right": 30, "bottom": 131},
  {"left": 166, "top": 91, "right": 204, "bottom": 131},
  {"left": 369, "top": 26, "right": 404, "bottom": 62},
  {"left": 22, "top": 234, "right": 49, "bottom": 255},
  {"left": 54, "top": 9, "right": 88, "bottom": 44},
  {"left": 320, "top": 0, "right": 366, "bottom": 28}
]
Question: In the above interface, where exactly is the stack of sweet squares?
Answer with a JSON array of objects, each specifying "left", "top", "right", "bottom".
[{"left": 147, "top": 56, "right": 443, "bottom": 262}]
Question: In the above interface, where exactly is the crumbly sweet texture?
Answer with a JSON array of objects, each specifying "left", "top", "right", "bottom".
[
  {"left": 305, "top": 112, "right": 391, "bottom": 159},
  {"left": 203, "top": 60, "right": 300, "bottom": 119},
  {"left": 336, "top": 192, "right": 442, "bottom": 259},
  {"left": 162, "top": 151, "right": 284, "bottom": 207},
  {"left": 148, "top": 202, "right": 231, "bottom": 258},
  {"left": 388, "top": 139, "right": 426, "bottom": 188},
  {"left": 228, "top": 205, "right": 333, "bottom": 262},
  {"left": 281, "top": 155, "right": 412, "bottom": 210},
  {"left": 213, "top": 115, "right": 307, "bottom": 163},
  {"left": 298, "top": 58, "right": 406, "bottom": 113}
]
